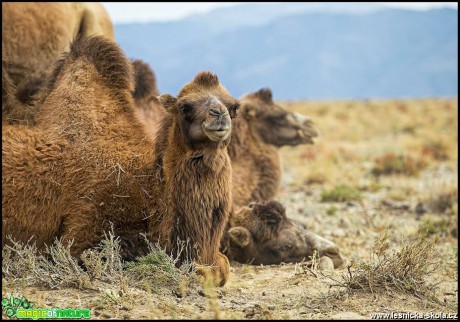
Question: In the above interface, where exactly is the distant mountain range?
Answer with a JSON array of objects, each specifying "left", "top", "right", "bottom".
[{"left": 114, "top": 4, "right": 458, "bottom": 100}]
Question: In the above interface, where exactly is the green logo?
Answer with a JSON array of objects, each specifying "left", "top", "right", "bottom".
[{"left": 2, "top": 295, "right": 91, "bottom": 320}]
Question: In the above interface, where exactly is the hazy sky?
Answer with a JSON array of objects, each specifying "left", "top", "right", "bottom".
[{"left": 102, "top": 2, "right": 458, "bottom": 24}]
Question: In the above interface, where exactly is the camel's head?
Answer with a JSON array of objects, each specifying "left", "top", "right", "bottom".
[
  {"left": 240, "top": 88, "right": 318, "bottom": 147},
  {"left": 226, "top": 201, "right": 343, "bottom": 268},
  {"left": 158, "top": 71, "right": 239, "bottom": 146}
]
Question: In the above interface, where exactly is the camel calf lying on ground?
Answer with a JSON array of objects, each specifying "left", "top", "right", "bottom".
[
  {"left": 2, "top": 36, "right": 239, "bottom": 287},
  {"left": 2, "top": 2, "right": 114, "bottom": 105},
  {"left": 222, "top": 201, "right": 343, "bottom": 268}
]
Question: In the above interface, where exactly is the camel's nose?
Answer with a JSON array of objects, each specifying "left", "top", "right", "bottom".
[
  {"left": 303, "top": 231, "right": 343, "bottom": 268},
  {"left": 206, "top": 96, "right": 228, "bottom": 115},
  {"left": 319, "top": 246, "right": 344, "bottom": 268}
]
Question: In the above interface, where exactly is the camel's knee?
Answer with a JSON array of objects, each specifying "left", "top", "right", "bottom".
[{"left": 196, "top": 252, "right": 230, "bottom": 287}]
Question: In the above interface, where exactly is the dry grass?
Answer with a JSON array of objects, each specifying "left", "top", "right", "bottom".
[
  {"left": 327, "top": 233, "right": 439, "bottom": 299},
  {"left": 2, "top": 232, "right": 126, "bottom": 289},
  {"left": 280, "top": 98, "right": 457, "bottom": 187},
  {"left": 125, "top": 238, "right": 196, "bottom": 295},
  {"left": 320, "top": 184, "right": 362, "bottom": 202},
  {"left": 426, "top": 186, "right": 458, "bottom": 214},
  {"left": 371, "top": 152, "right": 428, "bottom": 176},
  {"left": 2, "top": 232, "right": 195, "bottom": 294},
  {"left": 418, "top": 214, "right": 458, "bottom": 238}
]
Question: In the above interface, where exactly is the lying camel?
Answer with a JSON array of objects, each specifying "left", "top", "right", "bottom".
[
  {"left": 2, "top": 36, "right": 240, "bottom": 287},
  {"left": 229, "top": 88, "right": 318, "bottom": 206},
  {"left": 2, "top": 2, "right": 114, "bottom": 105},
  {"left": 222, "top": 201, "right": 343, "bottom": 268}
]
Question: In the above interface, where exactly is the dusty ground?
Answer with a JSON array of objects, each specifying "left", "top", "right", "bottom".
[{"left": 2, "top": 98, "right": 458, "bottom": 319}]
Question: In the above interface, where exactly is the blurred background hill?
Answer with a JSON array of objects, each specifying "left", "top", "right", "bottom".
[{"left": 110, "top": 3, "right": 458, "bottom": 99}]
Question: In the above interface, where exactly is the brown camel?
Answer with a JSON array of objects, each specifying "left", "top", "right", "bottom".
[
  {"left": 2, "top": 36, "right": 240, "bottom": 287},
  {"left": 2, "top": 2, "right": 114, "bottom": 105},
  {"left": 222, "top": 201, "right": 343, "bottom": 268},
  {"left": 229, "top": 88, "right": 318, "bottom": 206}
]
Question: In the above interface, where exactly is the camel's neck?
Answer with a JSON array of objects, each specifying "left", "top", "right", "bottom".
[
  {"left": 153, "top": 117, "right": 232, "bottom": 264},
  {"left": 228, "top": 117, "right": 282, "bottom": 202},
  {"left": 227, "top": 116, "right": 250, "bottom": 159}
]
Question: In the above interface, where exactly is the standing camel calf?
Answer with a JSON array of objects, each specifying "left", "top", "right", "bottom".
[{"left": 2, "top": 36, "right": 239, "bottom": 287}]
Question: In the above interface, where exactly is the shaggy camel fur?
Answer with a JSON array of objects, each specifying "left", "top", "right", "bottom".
[
  {"left": 2, "top": 2, "right": 114, "bottom": 105},
  {"left": 2, "top": 60, "right": 36, "bottom": 125},
  {"left": 132, "top": 59, "right": 163, "bottom": 140},
  {"left": 221, "top": 201, "right": 343, "bottom": 268},
  {"left": 2, "top": 36, "right": 239, "bottom": 287},
  {"left": 229, "top": 88, "right": 318, "bottom": 206}
]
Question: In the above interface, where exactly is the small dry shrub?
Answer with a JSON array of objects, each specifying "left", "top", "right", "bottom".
[
  {"left": 2, "top": 237, "right": 89, "bottom": 289},
  {"left": 3, "top": 230, "right": 125, "bottom": 289},
  {"left": 418, "top": 215, "right": 458, "bottom": 238},
  {"left": 329, "top": 233, "right": 438, "bottom": 298},
  {"left": 125, "top": 237, "right": 195, "bottom": 295},
  {"left": 80, "top": 230, "right": 125, "bottom": 283},
  {"left": 304, "top": 173, "right": 327, "bottom": 185},
  {"left": 421, "top": 140, "right": 450, "bottom": 161},
  {"left": 428, "top": 186, "right": 458, "bottom": 214},
  {"left": 320, "top": 184, "right": 362, "bottom": 202},
  {"left": 371, "top": 153, "right": 427, "bottom": 176}
]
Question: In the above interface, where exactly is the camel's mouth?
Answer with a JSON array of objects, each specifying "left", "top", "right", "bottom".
[
  {"left": 203, "top": 123, "right": 231, "bottom": 141},
  {"left": 303, "top": 231, "right": 344, "bottom": 268},
  {"left": 294, "top": 116, "right": 319, "bottom": 144}
]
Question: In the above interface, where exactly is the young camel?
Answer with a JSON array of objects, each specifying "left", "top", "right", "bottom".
[
  {"left": 2, "top": 36, "right": 239, "bottom": 287},
  {"left": 2, "top": 2, "right": 114, "bottom": 105},
  {"left": 131, "top": 60, "right": 343, "bottom": 268},
  {"left": 222, "top": 201, "right": 343, "bottom": 268}
]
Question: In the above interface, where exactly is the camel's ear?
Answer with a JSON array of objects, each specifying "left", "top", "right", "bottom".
[
  {"left": 255, "top": 201, "right": 286, "bottom": 231},
  {"left": 242, "top": 103, "right": 257, "bottom": 119},
  {"left": 228, "top": 227, "right": 252, "bottom": 248},
  {"left": 193, "top": 71, "right": 219, "bottom": 88},
  {"left": 157, "top": 94, "right": 177, "bottom": 112},
  {"left": 255, "top": 88, "right": 273, "bottom": 103},
  {"left": 132, "top": 59, "right": 159, "bottom": 100}
]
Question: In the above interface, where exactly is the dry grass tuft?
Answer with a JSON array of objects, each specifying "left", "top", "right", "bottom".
[
  {"left": 421, "top": 140, "right": 450, "bottom": 161},
  {"left": 427, "top": 186, "right": 458, "bottom": 214},
  {"left": 371, "top": 153, "right": 427, "bottom": 176},
  {"left": 327, "top": 233, "right": 439, "bottom": 298},
  {"left": 2, "top": 232, "right": 195, "bottom": 294},
  {"left": 320, "top": 184, "right": 362, "bottom": 202},
  {"left": 418, "top": 215, "right": 458, "bottom": 238},
  {"left": 2, "top": 236, "right": 90, "bottom": 289},
  {"left": 125, "top": 238, "right": 196, "bottom": 295},
  {"left": 80, "top": 230, "right": 125, "bottom": 284}
]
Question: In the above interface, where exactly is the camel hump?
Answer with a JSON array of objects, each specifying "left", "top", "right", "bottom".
[
  {"left": 68, "top": 35, "right": 134, "bottom": 91},
  {"left": 255, "top": 87, "right": 273, "bottom": 103},
  {"left": 132, "top": 59, "right": 159, "bottom": 100},
  {"left": 193, "top": 71, "right": 219, "bottom": 88}
]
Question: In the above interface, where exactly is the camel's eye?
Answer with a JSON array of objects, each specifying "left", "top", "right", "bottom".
[
  {"left": 179, "top": 102, "right": 192, "bottom": 115},
  {"left": 267, "top": 113, "right": 286, "bottom": 125}
]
